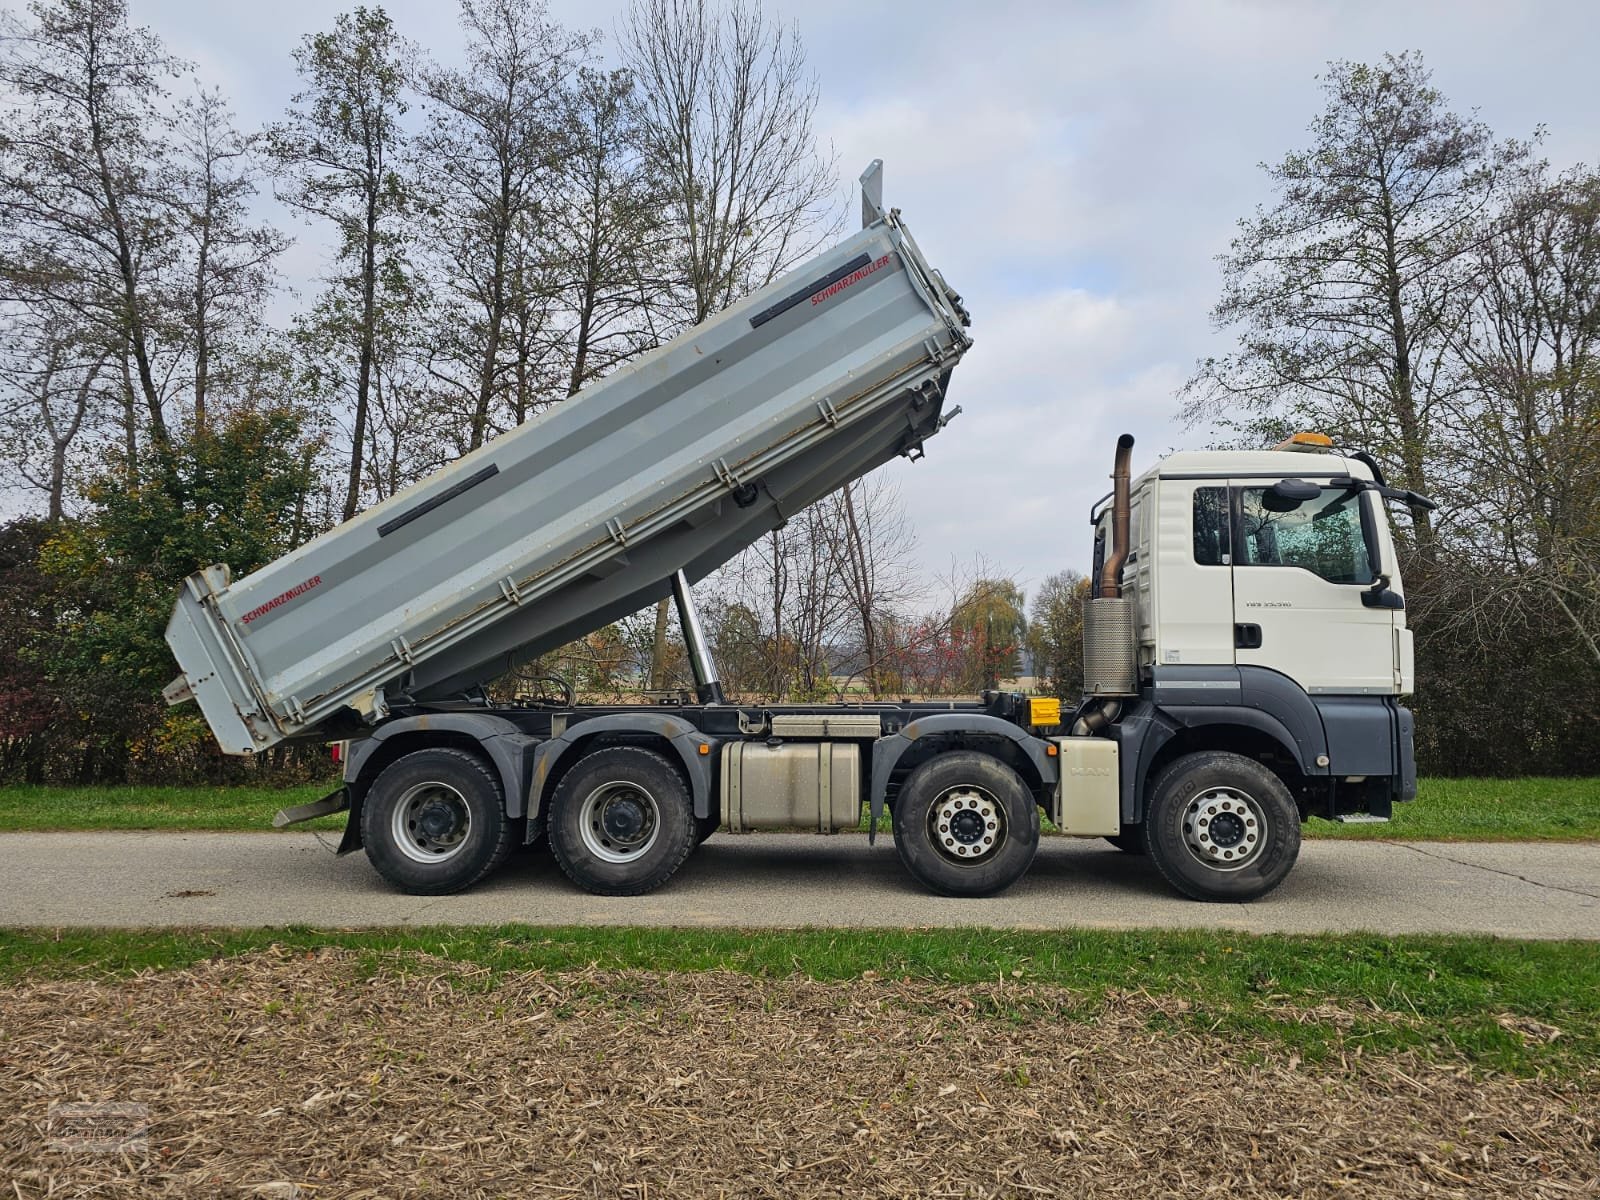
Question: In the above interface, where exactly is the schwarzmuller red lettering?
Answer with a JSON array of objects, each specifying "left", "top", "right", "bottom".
[
  {"left": 812, "top": 254, "right": 890, "bottom": 306},
  {"left": 241, "top": 575, "right": 323, "bottom": 625}
]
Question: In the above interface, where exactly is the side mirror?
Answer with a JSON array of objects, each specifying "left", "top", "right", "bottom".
[
  {"left": 1361, "top": 581, "right": 1405, "bottom": 610},
  {"left": 1263, "top": 477, "right": 1320, "bottom": 511},
  {"left": 1268, "top": 478, "right": 1321, "bottom": 502}
]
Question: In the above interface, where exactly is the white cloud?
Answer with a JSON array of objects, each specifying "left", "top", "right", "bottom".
[{"left": 892, "top": 286, "right": 1188, "bottom": 592}]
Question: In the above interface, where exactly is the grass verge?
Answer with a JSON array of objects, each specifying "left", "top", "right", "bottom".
[
  {"left": 1310, "top": 775, "right": 1600, "bottom": 841},
  {"left": 0, "top": 782, "right": 344, "bottom": 833},
  {"left": 2, "top": 925, "right": 1596, "bottom": 1077}
]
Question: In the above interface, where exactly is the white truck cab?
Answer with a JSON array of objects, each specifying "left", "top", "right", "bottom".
[
  {"left": 1110, "top": 437, "right": 1415, "bottom": 698},
  {"left": 1079, "top": 432, "right": 1422, "bottom": 901}
]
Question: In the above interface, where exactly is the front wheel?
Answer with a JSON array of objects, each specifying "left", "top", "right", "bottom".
[
  {"left": 361, "top": 747, "right": 516, "bottom": 895},
  {"left": 893, "top": 751, "right": 1040, "bottom": 897},
  {"left": 1142, "top": 751, "right": 1300, "bottom": 902}
]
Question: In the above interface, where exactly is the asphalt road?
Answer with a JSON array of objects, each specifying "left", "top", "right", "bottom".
[{"left": 2, "top": 831, "right": 1597, "bottom": 938}]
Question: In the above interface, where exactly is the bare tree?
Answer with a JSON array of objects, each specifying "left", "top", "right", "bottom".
[
  {"left": 622, "top": 0, "right": 839, "bottom": 680},
  {"left": 171, "top": 88, "right": 286, "bottom": 432},
  {"left": 416, "top": 0, "right": 588, "bottom": 448},
  {"left": 1182, "top": 53, "right": 1517, "bottom": 555},
  {"left": 827, "top": 473, "right": 918, "bottom": 696},
  {"left": 0, "top": 0, "right": 183, "bottom": 472},
  {"left": 499, "top": 224, "right": 565, "bottom": 424},
  {"left": 551, "top": 66, "right": 671, "bottom": 397},
  {"left": 270, "top": 6, "right": 411, "bottom": 521},
  {"left": 0, "top": 309, "right": 112, "bottom": 520},
  {"left": 1435, "top": 163, "right": 1600, "bottom": 665},
  {"left": 719, "top": 507, "right": 849, "bottom": 700},
  {"left": 622, "top": 0, "right": 838, "bottom": 325}
]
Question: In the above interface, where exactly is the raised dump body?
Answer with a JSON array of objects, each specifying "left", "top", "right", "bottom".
[{"left": 166, "top": 163, "right": 972, "bottom": 755}]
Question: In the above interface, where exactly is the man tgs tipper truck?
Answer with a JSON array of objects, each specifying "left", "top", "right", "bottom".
[{"left": 164, "top": 162, "right": 1422, "bottom": 904}]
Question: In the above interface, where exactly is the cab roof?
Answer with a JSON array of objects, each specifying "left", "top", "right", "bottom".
[{"left": 1139, "top": 448, "right": 1377, "bottom": 485}]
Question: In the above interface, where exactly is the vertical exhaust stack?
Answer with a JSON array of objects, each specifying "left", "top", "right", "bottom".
[
  {"left": 1099, "top": 434, "right": 1135, "bottom": 599},
  {"left": 1081, "top": 435, "right": 1139, "bottom": 711}
]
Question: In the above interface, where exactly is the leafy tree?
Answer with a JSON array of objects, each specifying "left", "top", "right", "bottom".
[
  {"left": 706, "top": 599, "right": 764, "bottom": 697},
  {"left": 1026, "top": 570, "right": 1089, "bottom": 697},
  {"left": 39, "top": 405, "right": 325, "bottom": 777},
  {"left": 0, "top": 520, "right": 64, "bottom": 779},
  {"left": 951, "top": 578, "right": 1026, "bottom": 692}
]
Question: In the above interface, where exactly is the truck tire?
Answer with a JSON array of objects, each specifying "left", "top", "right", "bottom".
[
  {"left": 893, "top": 751, "right": 1040, "bottom": 897},
  {"left": 547, "top": 747, "right": 697, "bottom": 896},
  {"left": 1142, "top": 751, "right": 1300, "bottom": 902},
  {"left": 1104, "top": 832, "right": 1146, "bottom": 854},
  {"left": 361, "top": 747, "right": 516, "bottom": 895}
]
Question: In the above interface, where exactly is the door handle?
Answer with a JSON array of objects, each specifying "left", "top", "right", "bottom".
[{"left": 1234, "top": 623, "right": 1263, "bottom": 650}]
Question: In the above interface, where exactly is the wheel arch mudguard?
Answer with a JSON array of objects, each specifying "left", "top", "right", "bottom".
[
  {"left": 1161, "top": 705, "right": 1325, "bottom": 773},
  {"left": 868, "top": 713, "right": 1059, "bottom": 843},
  {"left": 337, "top": 712, "right": 539, "bottom": 855},
  {"left": 528, "top": 713, "right": 716, "bottom": 826},
  {"left": 1120, "top": 688, "right": 1331, "bottom": 824}
]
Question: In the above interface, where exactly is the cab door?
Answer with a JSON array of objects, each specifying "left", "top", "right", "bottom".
[
  {"left": 1150, "top": 480, "right": 1236, "bottom": 668},
  {"left": 1229, "top": 483, "right": 1397, "bottom": 693}
]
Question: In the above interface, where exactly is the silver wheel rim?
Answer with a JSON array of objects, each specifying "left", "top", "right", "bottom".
[
  {"left": 1181, "top": 786, "right": 1266, "bottom": 872},
  {"left": 392, "top": 782, "right": 473, "bottom": 865},
  {"left": 929, "top": 785, "right": 1005, "bottom": 865},
  {"left": 578, "top": 782, "right": 661, "bottom": 864}
]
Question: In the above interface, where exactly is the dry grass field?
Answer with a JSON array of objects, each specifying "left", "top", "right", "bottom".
[{"left": 4, "top": 945, "right": 1596, "bottom": 1198}]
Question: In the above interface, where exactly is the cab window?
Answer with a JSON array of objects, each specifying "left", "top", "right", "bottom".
[
  {"left": 1192, "top": 487, "right": 1229, "bottom": 565},
  {"left": 1237, "top": 486, "right": 1374, "bottom": 584}
]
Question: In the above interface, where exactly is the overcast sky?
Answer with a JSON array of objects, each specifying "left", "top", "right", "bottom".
[{"left": 137, "top": 0, "right": 1600, "bottom": 600}]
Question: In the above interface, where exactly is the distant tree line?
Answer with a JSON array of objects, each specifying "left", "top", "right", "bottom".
[{"left": 1185, "top": 51, "right": 1600, "bottom": 774}]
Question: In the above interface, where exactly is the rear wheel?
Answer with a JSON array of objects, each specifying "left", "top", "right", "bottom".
[
  {"left": 361, "top": 747, "right": 515, "bottom": 895},
  {"left": 893, "top": 751, "right": 1040, "bottom": 897},
  {"left": 1142, "top": 751, "right": 1300, "bottom": 902},
  {"left": 547, "top": 747, "right": 697, "bottom": 896}
]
